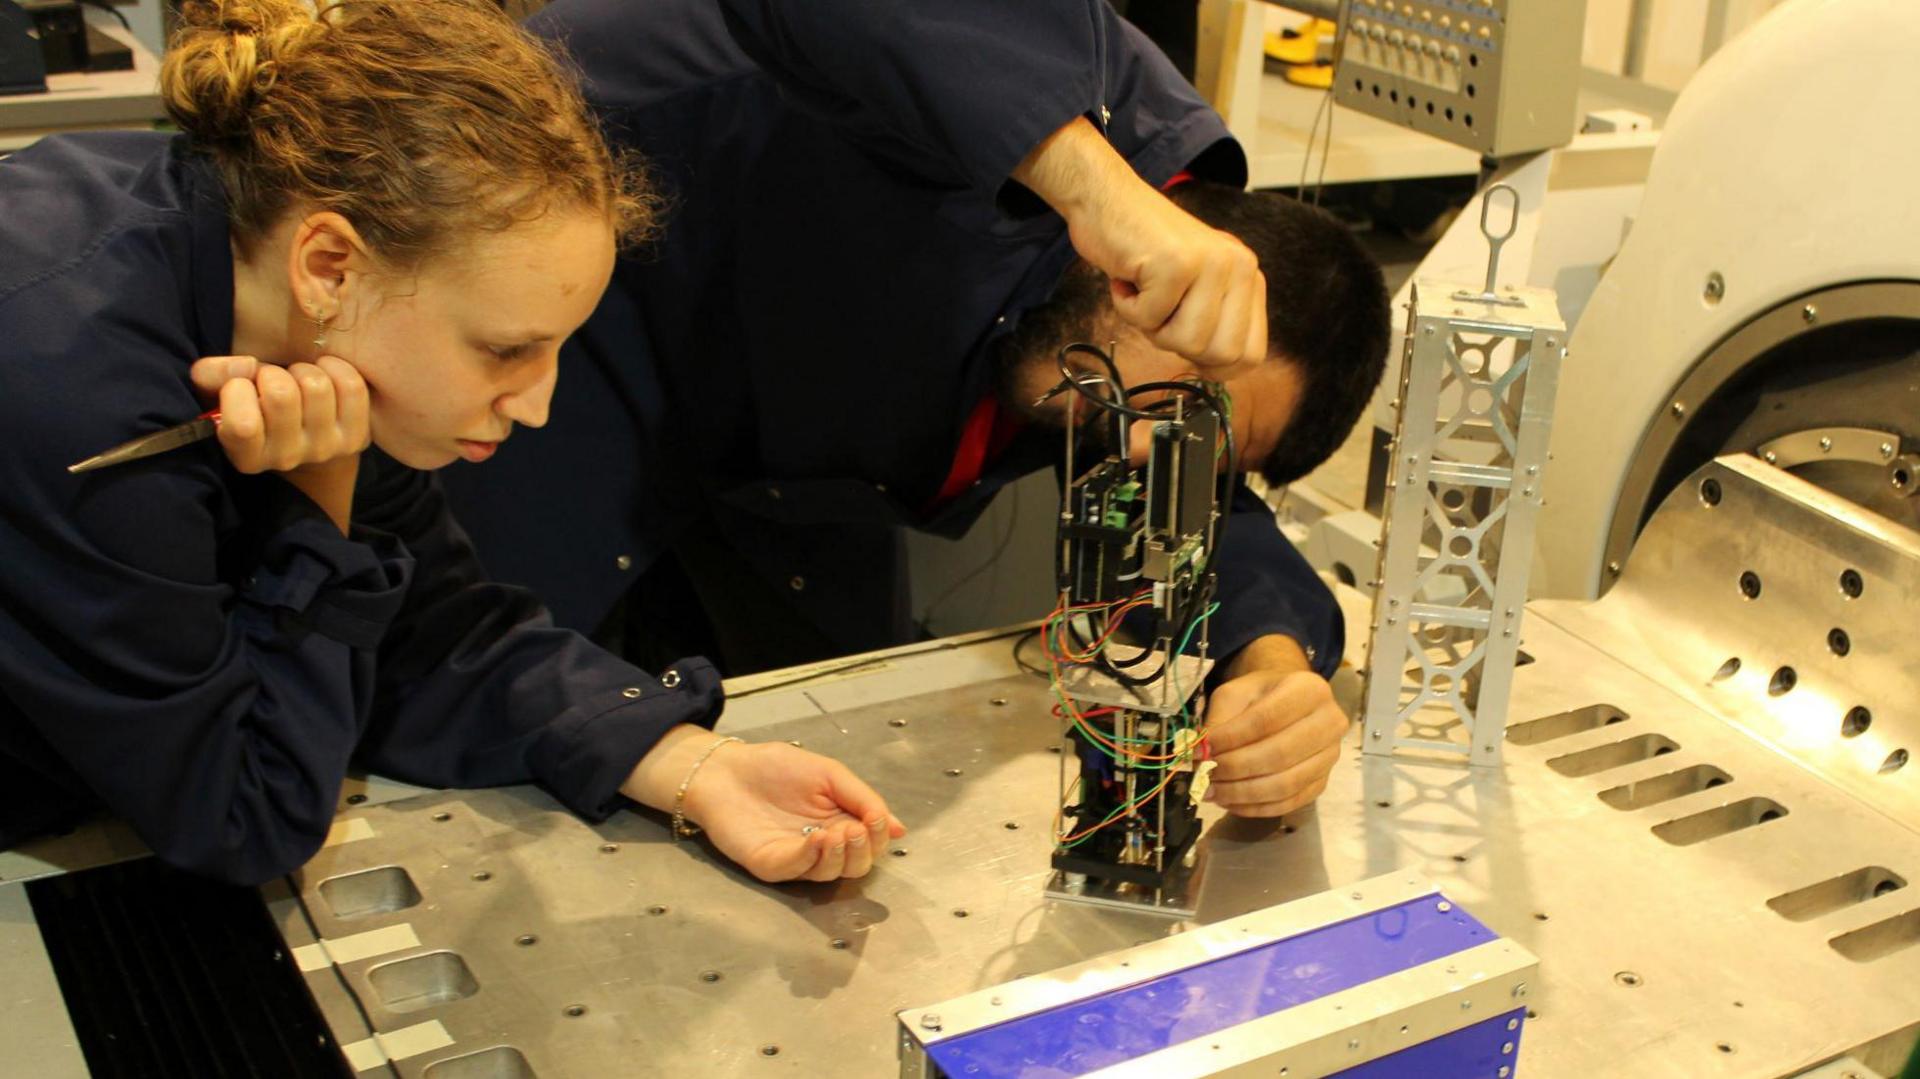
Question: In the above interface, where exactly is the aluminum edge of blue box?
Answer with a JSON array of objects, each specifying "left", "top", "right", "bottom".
[{"left": 897, "top": 872, "right": 1537, "bottom": 1079}]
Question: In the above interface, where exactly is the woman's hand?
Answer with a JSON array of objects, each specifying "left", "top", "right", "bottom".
[
  {"left": 191, "top": 355, "right": 369, "bottom": 533},
  {"left": 625, "top": 727, "right": 907, "bottom": 884}
]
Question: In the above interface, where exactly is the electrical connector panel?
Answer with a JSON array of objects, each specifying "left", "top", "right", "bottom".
[{"left": 1333, "top": 0, "right": 1586, "bottom": 157}]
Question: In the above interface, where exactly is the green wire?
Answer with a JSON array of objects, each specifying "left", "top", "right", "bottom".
[{"left": 1053, "top": 601, "right": 1226, "bottom": 845}]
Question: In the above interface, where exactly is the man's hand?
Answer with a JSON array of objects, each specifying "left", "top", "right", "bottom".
[
  {"left": 1201, "top": 636, "right": 1348, "bottom": 817},
  {"left": 1011, "top": 117, "right": 1267, "bottom": 378},
  {"left": 623, "top": 726, "right": 907, "bottom": 883}
]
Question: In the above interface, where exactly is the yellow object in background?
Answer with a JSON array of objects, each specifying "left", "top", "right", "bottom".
[
  {"left": 1284, "top": 58, "right": 1335, "bottom": 89},
  {"left": 1264, "top": 18, "right": 1335, "bottom": 66}
]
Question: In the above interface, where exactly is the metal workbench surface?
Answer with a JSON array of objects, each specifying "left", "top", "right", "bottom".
[{"left": 277, "top": 587, "right": 1920, "bottom": 1078}]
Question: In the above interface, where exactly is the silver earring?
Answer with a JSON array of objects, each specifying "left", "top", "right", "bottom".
[{"left": 308, "top": 305, "right": 331, "bottom": 350}]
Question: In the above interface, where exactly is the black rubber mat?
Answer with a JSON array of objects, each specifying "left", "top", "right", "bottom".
[{"left": 25, "top": 858, "right": 355, "bottom": 1078}]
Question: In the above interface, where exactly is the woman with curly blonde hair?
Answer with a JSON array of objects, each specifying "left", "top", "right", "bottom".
[{"left": 0, "top": 0, "right": 901, "bottom": 886}]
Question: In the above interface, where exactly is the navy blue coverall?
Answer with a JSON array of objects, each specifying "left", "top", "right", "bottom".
[
  {"left": 0, "top": 134, "right": 721, "bottom": 884},
  {"left": 441, "top": 0, "right": 1346, "bottom": 678}
]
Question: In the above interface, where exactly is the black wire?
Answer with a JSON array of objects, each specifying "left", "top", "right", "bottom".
[
  {"left": 75, "top": 0, "right": 133, "bottom": 32},
  {"left": 913, "top": 489, "right": 1020, "bottom": 636},
  {"left": 1012, "top": 627, "right": 1049, "bottom": 679}
]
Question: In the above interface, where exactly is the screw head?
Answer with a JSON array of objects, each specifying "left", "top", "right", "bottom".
[
  {"left": 516, "top": 934, "right": 538, "bottom": 946},
  {"left": 345, "top": 793, "right": 367, "bottom": 805},
  {"left": 889, "top": 717, "right": 908, "bottom": 727},
  {"left": 921, "top": 1013, "right": 943, "bottom": 1031},
  {"left": 1670, "top": 401, "right": 1686, "bottom": 418},
  {"left": 1802, "top": 304, "right": 1818, "bottom": 323},
  {"left": 470, "top": 870, "right": 492, "bottom": 882},
  {"left": 1512, "top": 982, "right": 1529, "bottom": 998},
  {"left": 1819, "top": 436, "right": 1833, "bottom": 452},
  {"left": 563, "top": 1004, "right": 587, "bottom": 1018},
  {"left": 700, "top": 970, "right": 722, "bottom": 983}
]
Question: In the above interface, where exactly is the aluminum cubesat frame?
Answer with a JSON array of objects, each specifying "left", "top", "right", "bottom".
[
  {"left": 897, "top": 872, "right": 1536, "bottom": 1079},
  {"left": 1362, "top": 280, "right": 1566, "bottom": 764}
]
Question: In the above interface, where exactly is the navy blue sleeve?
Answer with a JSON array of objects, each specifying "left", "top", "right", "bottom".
[
  {"left": 351, "top": 454, "right": 722, "bottom": 821},
  {"left": 0, "top": 323, "right": 412, "bottom": 886},
  {"left": 714, "top": 0, "right": 1109, "bottom": 193},
  {"left": 1207, "top": 482, "right": 1344, "bottom": 679}
]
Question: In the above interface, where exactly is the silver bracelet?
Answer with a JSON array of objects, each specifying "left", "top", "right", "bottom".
[{"left": 671, "top": 735, "right": 742, "bottom": 841}]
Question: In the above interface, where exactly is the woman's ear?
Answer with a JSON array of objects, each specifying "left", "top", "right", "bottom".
[{"left": 286, "top": 211, "right": 371, "bottom": 318}]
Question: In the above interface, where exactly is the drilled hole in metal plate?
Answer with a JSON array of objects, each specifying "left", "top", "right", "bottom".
[
  {"left": 1881, "top": 749, "right": 1909, "bottom": 775},
  {"left": 700, "top": 970, "right": 722, "bottom": 983},
  {"left": 563, "top": 1004, "right": 587, "bottom": 1018},
  {"left": 647, "top": 905, "right": 668, "bottom": 916},
  {"left": 1547, "top": 734, "right": 1680, "bottom": 778},
  {"left": 1843, "top": 707, "right": 1873, "bottom": 738},
  {"left": 952, "top": 908, "right": 969, "bottom": 918},
  {"left": 1713, "top": 657, "right": 1741, "bottom": 680},
  {"left": 1447, "top": 533, "right": 1474, "bottom": 557},
  {"left": 1828, "top": 628, "right": 1851, "bottom": 656},
  {"left": 1832, "top": 905, "right": 1920, "bottom": 962},
  {"left": 1737, "top": 571, "right": 1761, "bottom": 599},
  {"left": 890, "top": 848, "right": 908, "bottom": 857},
  {"left": 1598, "top": 765, "right": 1735, "bottom": 811},
  {"left": 1768, "top": 667, "right": 1797, "bottom": 695},
  {"left": 1508, "top": 704, "right": 1629, "bottom": 745},
  {"left": 318, "top": 866, "right": 422, "bottom": 920},
  {"left": 515, "top": 934, "right": 537, "bottom": 947},
  {"left": 760, "top": 1046, "right": 780, "bottom": 1057},
  {"left": 367, "top": 952, "right": 480, "bottom": 1014},
  {"left": 1534, "top": 913, "right": 1549, "bottom": 921},
  {"left": 1699, "top": 478, "right": 1722, "bottom": 506},
  {"left": 1767, "top": 867, "right": 1907, "bottom": 921},
  {"left": 1717, "top": 1043, "right": 1735, "bottom": 1054},
  {"left": 1840, "top": 568, "right": 1864, "bottom": 598},
  {"left": 1651, "top": 797, "right": 1789, "bottom": 846},
  {"left": 1614, "top": 971, "right": 1641, "bottom": 987},
  {"left": 421, "top": 1046, "right": 536, "bottom": 1079}
]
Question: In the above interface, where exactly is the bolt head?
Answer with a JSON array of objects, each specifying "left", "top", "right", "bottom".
[{"left": 1802, "top": 304, "right": 1818, "bottom": 322}]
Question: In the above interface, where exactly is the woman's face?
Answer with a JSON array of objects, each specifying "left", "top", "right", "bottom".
[{"left": 326, "top": 210, "right": 616, "bottom": 470}]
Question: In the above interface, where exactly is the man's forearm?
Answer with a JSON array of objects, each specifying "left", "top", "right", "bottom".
[
  {"left": 1223, "top": 633, "right": 1315, "bottom": 681},
  {"left": 1010, "top": 115, "right": 1141, "bottom": 226}
]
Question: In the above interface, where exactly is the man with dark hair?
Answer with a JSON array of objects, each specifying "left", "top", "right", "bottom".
[{"left": 442, "top": 0, "right": 1391, "bottom": 819}]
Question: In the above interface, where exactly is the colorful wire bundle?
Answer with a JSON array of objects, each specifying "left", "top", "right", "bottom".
[{"left": 1045, "top": 592, "right": 1222, "bottom": 848}]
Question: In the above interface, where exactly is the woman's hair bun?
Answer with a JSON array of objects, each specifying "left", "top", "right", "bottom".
[{"left": 161, "top": 0, "right": 320, "bottom": 143}]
